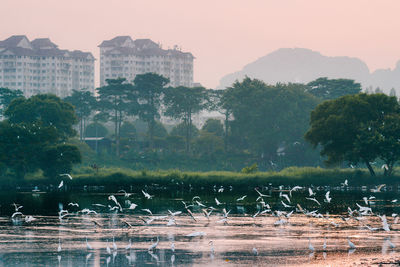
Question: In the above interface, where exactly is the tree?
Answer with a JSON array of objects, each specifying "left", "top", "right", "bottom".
[
  {"left": 224, "top": 78, "right": 319, "bottom": 165},
  {"left": 0, "top": 94, "right": 80, "bottom": 179},
  {"left": 389, "top": 88, "right": 397, "bottom": 97},
  {"left": 170, "top": 122, "right": 199, "bottom": 139},
  {"left": 64, "top": 89, "right": 96, "bottom": 141},
  {"left": 134, "top": 73, "right": 169, "bottom": 149},
  {"left": 97, "top": 78, "right": 138, "bottom": 156},
  {"left": 85, "top": 122, "right": 108, "bottom": 137},
  {"left": 202, "top": 118, "right": 224, "bottom": 137},
  {"left": 40, "top": 144, "right": 81, "bottom": 179},
  {"left": 120, "top": 122, "right": 136, "bottom": 138},
  {"left": 307, "top": 77, "right": 361, "bottom": 100},
  {"left": 375, "top": 114, "right": 400, "bottom": 176},
  {"left": 305, "top": 93, "right": 400, "bottom": 176},
  {"left": 192, "top": 131, "right": 224, "bottom": 158},
  {"left": 212, "top": 89, "right": 234, "bottom": 151},
  {"left": 0, "top": 121, "right": 57, "bottom": 178},
  {"left": 151, "top": 121, "right": 168, "bottom": 139},
  {"left": 164, "top": 86, "right": 210, "bottom": 153},
  {"left": 0, "top": 87, "right": 23, "bottom": 118},
  {"left": 5, "top": 94, "right": 77, "bottom": 141}
]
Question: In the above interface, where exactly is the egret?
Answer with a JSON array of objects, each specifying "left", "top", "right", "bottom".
[
  {"left": 168, "top": 210, "right": 182, "bottom": 216},
  {"left": 281, "top": 201, "right": 293, "bottom": 208},
  {"left": 148, "top": 236, "right": 159, "bottom": 251},
  {"left": 86, "top": 237, "right": 93, "bottom": 250},
  {"left": 348, "top": 238, "right": 356, "bottom": 249},
  {"left": 58, "top": 181, "right": 64, "bottom": 189},
  {"left": 305, "top": 197, "right": 321, "bottom": 206},
  {"left": 59, "top": 173, "right": 73, "bottom": 180},
  {"left": 215, "top": 198, "right": 223, "bottom": 206},
  {"left": 236, "top": 195, "right": 247, "bottom": 201},
  {"left": 142, "top": 190, "right": 153, "bottom": 199},
  {"left": 324, "top": 191, "right": 332, "bottom": 203},
  {"left": 128, "top": 203, "right": 137, "bottom": 210},
  {"left": 371, "top": 184, "right": 386, "bottom": 193},
  {"left": 25, "top": 215, "right": 36, "bottom": 223},
  {"left": 112, "top": 236, "right": 117, "bottom": 251},
  {"left": 12, "top": 203, "right": 23, "bottom": 211},
  {"left": 252, "top": 247, "right": 258, "bottom": 256},
  {"left": 308, "top": 188, "right": 315, "bottom": 197},
  {"left": 186, "top": 231, "right": 206, "bottom": 237},
  {"left": 378, "top": 215, "right": 390, "bottom": 232},
  {"left": 106, "top": 240, "right": 111, "bottom": 254},
  {"left": 308, "top": 238, "right": 315, "bottom": 252},
  {"left": 141, "top": 208, "right": 153, "bottom": 215},
  {"left": 255, "top": 188, "right": 270, "bottom": 198},
  {"left": 279, "top": 192, "right": 291, "bottom": 203},
  {"left": 195, "top": 200, "right": 206, "bottom": 207},
  {"left": 289, "top": 186, "right": 302, "bottom": 197},
  {"left": 118, "top": 189, "right": 132, "bottom": 197}
]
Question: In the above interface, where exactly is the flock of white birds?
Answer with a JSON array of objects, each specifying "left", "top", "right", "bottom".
[{"left": 8, "top": 174, "right": 400, "bottom": 265}]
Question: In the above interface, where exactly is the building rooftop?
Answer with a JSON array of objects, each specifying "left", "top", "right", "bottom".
[
  {"left": 0, "top": 35, "right": 94, "bottom": 59},
  {"left": 99, "top": 35, "right": 194, "bottom": 58}
]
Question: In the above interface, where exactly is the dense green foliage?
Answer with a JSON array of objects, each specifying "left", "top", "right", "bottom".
[
  {"left": 64, "top": 89, "right": 96, "bottom": 140},
  {"left": 307, "top": 77, "right": 362, "bottom": 100},
  {"left": 0, "top": 94, "right": 81, "bottom": 178},
  {"left": 84, "top": 122, "right": 109, "bottom": 137},
  {"left": 0, "top": 74, "right": 386, "bottom": 179},
  {"left": 5, "top": 94, "right": 77, "bottom": 140},
  {"left": 13, "top": 166, "right": 400, "bottom": 193},
  {"left": 0, "top": 87, "right": 23, "bottom": 117},
  {"left": 225, "top": 78, "right": 320, "bottom": 168},
  {"left": 97, "top": 78, "right": 137, "bottom": 156},
  {"left": 305, "top": 93, "right": 400, "bottom": 176},
  {"left": 164, "top": 86, "right": 210, "bottom": 153},
  {"left": 134, "top": 73, "right": 169, "bottom": 149}
]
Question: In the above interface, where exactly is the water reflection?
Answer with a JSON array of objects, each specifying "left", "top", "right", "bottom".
[{"left": 0, "top": 188, "right": 399, "bottom": 266}]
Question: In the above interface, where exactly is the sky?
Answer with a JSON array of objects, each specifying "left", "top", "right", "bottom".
[{"left": 1, "top": 0, "right": 400, "bottom": 88}]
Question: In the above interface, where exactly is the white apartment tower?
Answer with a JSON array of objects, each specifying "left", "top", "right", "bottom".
[
  {"left": 0, "top": 35, "right": 95, "bottom": 97},
  {"left": 99, "top": 36, "right": 194, "bottom": 87}
]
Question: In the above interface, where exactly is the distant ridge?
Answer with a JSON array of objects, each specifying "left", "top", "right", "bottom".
[{"left": 218, "top": 48, "right": 400, "bottom": 94}]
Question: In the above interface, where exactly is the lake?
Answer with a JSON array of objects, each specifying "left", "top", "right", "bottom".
[{"left": 0, "top": 184, "right": 399, "bottom": 266}]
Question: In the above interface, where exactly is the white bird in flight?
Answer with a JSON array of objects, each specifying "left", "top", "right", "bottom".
[
  {"left": 308, "top": 188, "right": 315, "bottom": 197},
  {"left": 59, "top": 173, "right": 73, "bottom": 180},
  {"left": 255, "top": 188, "right": 270, "bottom": 198},
  {"left": 371, "top": 184, "right": 386, "bottom": 193},
  {"left": 289, "top": 186, "right": 302, "bottom": 197},
  {"left": 128, "top": 203, "right": 137, "bottom": 210},
  {"left": 142, "top": 190, "right": 153, "bottom": 199},
  {"left": 306, "top": 197, "right": 321, "bottom": 206},
  {"left": 236, "top": 195, "right": 247, "bottom": 201},
  {"left": 324, "top": 191, "right": 332, "bottom": 203},
  {"left": 215, "top": 198, "right": 223, "bottom": 206}
]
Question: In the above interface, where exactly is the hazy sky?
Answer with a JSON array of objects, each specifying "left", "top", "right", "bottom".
[{"left": 2, "top": 0, "right": 400, "bottom": 88}]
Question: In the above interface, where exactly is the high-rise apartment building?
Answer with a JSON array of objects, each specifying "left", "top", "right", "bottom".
[
  {"left": 99, "top": 36, "right": 194, "bottom": 87},
  {"left": 0, "top": 35, "right": 95, "bottom": 97}
]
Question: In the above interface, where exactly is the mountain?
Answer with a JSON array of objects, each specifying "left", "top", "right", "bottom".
[{"left": 218, "top": 48, "right": 400, "bottom": 94}]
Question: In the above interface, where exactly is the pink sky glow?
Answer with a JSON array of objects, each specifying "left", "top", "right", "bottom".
[{"left": 2, "top": 0, "right": 400, "bottom": 88}]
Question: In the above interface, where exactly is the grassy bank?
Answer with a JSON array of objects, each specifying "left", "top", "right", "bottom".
[{"left": 2, "top": 166, "right": 397, "bottom": 192}]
